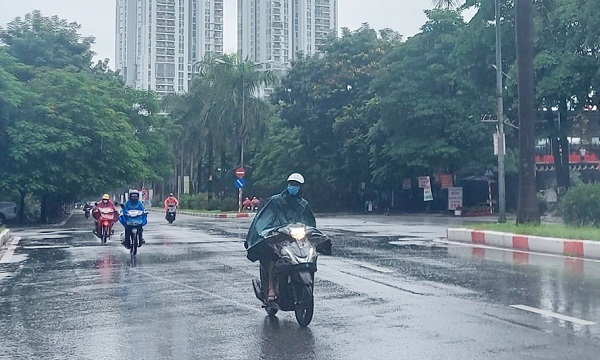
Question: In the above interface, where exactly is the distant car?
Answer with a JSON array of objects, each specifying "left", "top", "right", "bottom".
[{"left": 0, "top": 202, "right": 18, "bottom": 224}]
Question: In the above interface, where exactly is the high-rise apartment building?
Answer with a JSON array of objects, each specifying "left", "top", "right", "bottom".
[
  {"left": 116, "top": 0, "right": 224, "bottom": 97},
  {"left": 238, "top": 0, "right": 338, "bottom": 74}
]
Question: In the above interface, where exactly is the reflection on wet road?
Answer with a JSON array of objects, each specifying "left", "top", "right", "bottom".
[{"left": 0, "top": 213, "right": 599, "bottom": 359}]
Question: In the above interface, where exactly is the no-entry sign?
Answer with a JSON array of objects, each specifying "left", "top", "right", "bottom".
[{"left": 235, "top": 167, "right": 245, "bottom": 178}]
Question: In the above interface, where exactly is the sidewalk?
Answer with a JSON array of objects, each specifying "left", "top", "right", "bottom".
[
  {"left": 447, "top": 228, "right": 600, "bottom": 260},
  {"left": 149, "top": 208, "right": 255, "bottom": 219}
]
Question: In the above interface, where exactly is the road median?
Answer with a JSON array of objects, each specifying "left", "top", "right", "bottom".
[
  {"left": 447, "top": 228, "right": 600, "bottom": 260},
  {"left": 149, "top": 208, "right": 255, "bottom": 219}
]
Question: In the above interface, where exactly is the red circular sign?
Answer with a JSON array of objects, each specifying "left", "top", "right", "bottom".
[{"left": 235, "top": 167, "right": 245, "bottom": 178}]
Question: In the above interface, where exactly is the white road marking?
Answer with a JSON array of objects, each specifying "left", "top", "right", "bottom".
[
  {"left": 22, "top": 245, "right": 69, "bottom": 250},
  {"left": 133, "top": 269, "right": 263, "bottom": 313},
  {"left": 356, "top": 262, "right": 394, "bottom": 273},
  {"left": 510, "top": 304, "right": 596, "bottom": 326},
  {"left": 0, "top": 237, "right": 22, "bottom": 264}
]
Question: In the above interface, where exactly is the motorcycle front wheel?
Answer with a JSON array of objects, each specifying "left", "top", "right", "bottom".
[
  {"left": 295, "top": 301, "right": 314, "bottom": 327},
  {"left": 101, "top": 226, "right": 108, "bottom": 245}
]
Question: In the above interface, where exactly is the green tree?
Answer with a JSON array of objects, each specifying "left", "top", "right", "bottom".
[
  {"left": 0, "top": 10, "right": 95, "bottom": 69},
  {"left": 255, "top": 25, "right": 400, "bottom": 209},
  {"left": 374, "top": 10, "right": 495, "bottom": 177},
  {"left": 164, "top": 54, "right": 276, "bottom": 199}
]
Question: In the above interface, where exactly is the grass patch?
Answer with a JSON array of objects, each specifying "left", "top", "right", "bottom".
[{"left": 469, "top": 222, "right": 600, "bottom": 241}]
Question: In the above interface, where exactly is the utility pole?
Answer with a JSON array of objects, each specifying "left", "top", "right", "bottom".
[{"left": 495, "top": 0, "right": 507, "bottom": 223}]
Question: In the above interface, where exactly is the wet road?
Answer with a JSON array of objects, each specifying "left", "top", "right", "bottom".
[{"left": 1, "top": 213, "right": 599, "bottom": 359}]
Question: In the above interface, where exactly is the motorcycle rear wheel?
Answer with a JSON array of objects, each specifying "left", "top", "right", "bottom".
[{"left": 295, "top": 302, "right": 314, "bottom": 327}]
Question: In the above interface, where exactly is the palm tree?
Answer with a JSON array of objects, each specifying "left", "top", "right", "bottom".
[
  {"left": 165, "top": 54, "right": 277, "bottom": 200},
  {"left": 433, "top": 0, "right": 539, "bottom": 223}
]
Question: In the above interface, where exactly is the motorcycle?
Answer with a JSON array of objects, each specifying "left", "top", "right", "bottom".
[
  {"left": 119, "top": 208, "right": 148, "bottom": 262},
  {"left": 84, "top": 208, "right": 91, "bottom": 219},
  {"left": 166, "top": 205, "right": 176, "bottom": 223},
  {"left": 97, "top": 207, "right": 116, "bottom": 245},
  {"left": 251, "top": 223, "right": 330, "bottom": 327}
]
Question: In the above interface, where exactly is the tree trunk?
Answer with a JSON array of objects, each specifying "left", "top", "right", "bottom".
[
  {"left": 220, "top": 149, "right": 227, "bottom": 200},
  {"left": 40, "top": 194, "right": 48, "bottom": 224},
  {"left": 207, "top": 134, "right": 214, "bottom": 200},
  {"left": 18, "top": 190, "right": 26, "bottom": 223},
  {"left": 197, "top": 153, "right": 203, "bottom": 193},
  {"left": 515, "top": 0, "right": 540, "bottom": 224},
  {"left": 558, "top": 98, "right": 570, "bottom": 189}
]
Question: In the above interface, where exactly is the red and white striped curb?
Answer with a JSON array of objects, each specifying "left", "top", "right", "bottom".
[
  {"left": 447, "top": 228, "right": 600, "bottom": 260},
  {"left": 0, "top": 229, "right": 10, "bottom": 247}
]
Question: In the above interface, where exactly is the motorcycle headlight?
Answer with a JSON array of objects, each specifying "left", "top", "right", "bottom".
[{"left": 290, "top": 226, "right": 306, "bottom": 241}]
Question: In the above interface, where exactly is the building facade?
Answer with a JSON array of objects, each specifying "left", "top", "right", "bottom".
[
  {"left": 116, "top": 0, "right": 224, "bottom": 97},
  {"left": 238, "top": 0, "right": 338, "bottom": 75}
]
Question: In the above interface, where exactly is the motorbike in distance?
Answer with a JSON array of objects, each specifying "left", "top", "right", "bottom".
[
  {"left": 252, "top": 223, "right": 330, "bottom": 327},
  {"left": 166, "top": 205, "right": 176, "bottom": 223}
]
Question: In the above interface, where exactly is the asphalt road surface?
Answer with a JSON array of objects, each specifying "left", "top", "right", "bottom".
[{"left": 1, "top": 212, "right": 599, "bottom": 359}]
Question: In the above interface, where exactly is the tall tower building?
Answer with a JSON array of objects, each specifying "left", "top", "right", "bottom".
[
  {"left": 116, "top": 0, "right": 224, "bottom": 97},
  {"left": 238, "top": 0, "right": 338, "bottom": 74}
]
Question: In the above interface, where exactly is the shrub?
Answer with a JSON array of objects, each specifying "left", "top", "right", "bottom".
[{"left": 560, "top": 183, "right": 600, "bottom": 227}]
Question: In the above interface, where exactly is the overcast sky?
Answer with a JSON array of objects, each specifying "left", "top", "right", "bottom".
[{"left": 0, "top": 0, "right": 440, "bottom": 68}]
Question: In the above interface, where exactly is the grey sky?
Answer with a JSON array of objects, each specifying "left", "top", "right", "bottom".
[{"left": 0, "top": 0, "right": 438, "bottom": 68}]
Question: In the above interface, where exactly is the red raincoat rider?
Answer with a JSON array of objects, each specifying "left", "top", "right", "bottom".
[
  {"left": 164, "top": 193, "right": 179, "bottom": 210},
  {"left": 92, "top": 194, "right": 118, "bottom": 235}
]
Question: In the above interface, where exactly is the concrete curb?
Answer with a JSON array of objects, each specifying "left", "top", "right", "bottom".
[
  {"left": 50, "top": 212, "right": 74, "bottom": 227},
  {"left": 447, "top": 228, "right": 600, "bottom": 260},
  {"left": 148, "top": 208, "right": 255, "bottom": 219},
  {"left": 0, "top": 229, "right": 10, "bottom": 248}
]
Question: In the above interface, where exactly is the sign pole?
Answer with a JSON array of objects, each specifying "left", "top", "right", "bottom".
[{"left": 235, "top": 167, "right": 246, "bottom": 213}]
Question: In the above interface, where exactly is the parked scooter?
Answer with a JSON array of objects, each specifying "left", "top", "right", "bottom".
[{"left": 251, "top": 223, "right": 330, "bottom": 327}]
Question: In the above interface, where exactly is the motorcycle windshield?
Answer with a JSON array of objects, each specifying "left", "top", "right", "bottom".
[
  {"left": 244, "top": 191, "right": 330, "bottom": 262},
  {"left": 262, "top": 224, "right": 331, "bottom": 255},
  {"left": 119, "top": 210, "right": 147, "bottom": 227}
]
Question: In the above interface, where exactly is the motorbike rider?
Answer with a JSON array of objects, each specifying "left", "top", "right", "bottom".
[
  {"left": 251, "top": 197, "right": 260, "bottom": 211},
  {"left": 244, "top": 173, "right": 316, "bottom": 302},
  {"left": 92, "top": 194, "right": 118, "bottom": 236},
  {"left": 243, "top": 197, "right": 252, "bottom": 210},
  {"left": 164, "top": 192, "right": 179, "bottom": 218},
  {"left": 83, "top": 202, "right": 93, "bottom": 217},
  {"left": 122, "top": 189, "right": 146, "bottom": 247}
]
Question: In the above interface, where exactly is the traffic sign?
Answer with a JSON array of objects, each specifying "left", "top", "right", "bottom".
[
  {"left": 235, "top": 178, "right": 246, "bottom": 188},
  {"left": 235, "top": 167, "right": 246, "bottom": 178}
]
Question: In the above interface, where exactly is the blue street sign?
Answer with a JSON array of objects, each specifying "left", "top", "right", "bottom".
[{"left": 235, "top": 178, "right": 246, "bottom": 188}]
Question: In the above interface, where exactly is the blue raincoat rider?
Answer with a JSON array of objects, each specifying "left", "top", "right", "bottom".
[
  {"left": 245, "top": 173, "right": 317, "bottom": 301},
  {"left": 120, "top": 189, "right": 146, "bottom": 247}
]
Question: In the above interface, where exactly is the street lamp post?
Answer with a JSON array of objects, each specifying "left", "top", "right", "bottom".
[{"left": 495, "top": 0, "right": 507, "bottom": 223}]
